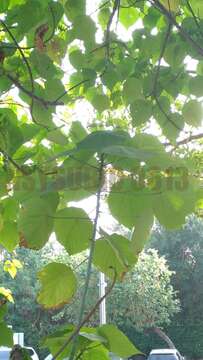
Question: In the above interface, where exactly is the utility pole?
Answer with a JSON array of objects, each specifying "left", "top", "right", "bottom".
[{"left": 99, "top": 272, "right": 107, "bottom": 324}]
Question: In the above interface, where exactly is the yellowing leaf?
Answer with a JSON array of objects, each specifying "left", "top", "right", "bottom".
[
  {"left": 37, "top": 262, "right": 77, "bottom": 309},
  {"left": 0, "top": 287, "right": 14, "bottom": 303},
  {"left": 12, "top": 259, "right": 23, "bottom": 269},
  {"left": 4, "top": 260, "right": 17, "bottom": 279}
]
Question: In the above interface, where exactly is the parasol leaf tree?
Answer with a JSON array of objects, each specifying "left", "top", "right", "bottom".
[{"left": 0, "top": 0, "right": 202, "bottom": 358}]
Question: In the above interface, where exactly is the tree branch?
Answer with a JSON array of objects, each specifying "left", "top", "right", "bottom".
[
  {"left": 185, "top": 0, "right": 203, "bottom": 39},
  {"left": 52, "top": 269, "right": 117, "bottom": 360},
  {"left": 164, "top": 132, "right": 203, "bottom": 147},
  {"left": 0, "top": 148, "right": 28, "bottom": 175},
  {"left": 0, "top": 20, "right": 36, "bottom": 122},
  {"left": 105, "top": 0, "right": 120, "bottom": 60},
  {"left": 6, "top": 73, "right": 89, "bottom": 108},
  {"left": 67, "top": 154, "right": 105, "bottom": 360},
  {"left": 151, "top": 0, "right": 203, "bottom": 57},
  {"left": 150, "top": 327, "right": 176, "bottom": 349}
]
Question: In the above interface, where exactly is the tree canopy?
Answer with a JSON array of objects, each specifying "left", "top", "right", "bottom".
[{"left": 0, "top": 0, "right": 203, "bottom": 359}]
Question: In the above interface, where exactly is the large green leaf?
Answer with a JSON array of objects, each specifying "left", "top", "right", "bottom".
[
  {"left": 93, "top": 234, "right": 137, "bottom": 279},
  {"left": 153, "top": 177, "right": 198, "bottom": 229},
  {"left": 0, "top": 221, "right": 18, "bottom": 252},
  {"left": 54, "top": 207, "right": 93, "bottom": 255},
  {"left": 108, "top": 178, "right": 153, "bottom": 228},
  {"left": 131, "top": 208, "right": 154, "bottom": 255},
  {"left": 98, "top": 325, "right": 141, "bottom": 358},
  {"left": 37, "top": 262, "right": 77, "bottom": 309},
  {"left": 0, "top": 0, "right": 9, "bottom": 12},
  {"left": 0, "top": 322, "right": 13, "bottom": 346},
  {"left": 76, "top": 130, "right": 129, "bottom": 154},
  {"left": 18, "top": 193, "right": 59, "bottom": 249},
  {"left": 30, "top": 50, "right": 58, "bottom": 79},
  {"left": 0, "top": 109, "right": 23, "bottom": 155},
  {"left": 130, "top": 99, "right": 152, "bottom": 126},
  {"left": 65, "top": 0, "right": 85, "bottom": 21},
  {"left": 182, "top": 100, "right": 202, "bottom": 127},
  {"left": 83, "top": 346, "right": 109, "bottom": 360},
  {"left": 123, "top": 77, "right": 143, "bottom": 104},
  {"left": 73, "top": 15, "right": 96, "bottom": 43},
  {"left": 189, "top": 76, "right": 203, "bottom": 97},
  {"left": 119, "top": 7, "right": 139, "bottom": 29},
  {"left": 91, "top": 94, "right": 110, "bottom": 113}
]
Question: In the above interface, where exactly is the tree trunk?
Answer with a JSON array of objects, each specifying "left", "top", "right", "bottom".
[{"left": 150, "top": 327, "right": 176, "bottom": 349}]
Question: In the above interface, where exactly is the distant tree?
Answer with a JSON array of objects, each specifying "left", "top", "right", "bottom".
[
  {"left": 149, "top": 216, "right": 203, "bottom": 358},
  {"left": 107, "top": 249, "right": 180, "bottom": 331}
]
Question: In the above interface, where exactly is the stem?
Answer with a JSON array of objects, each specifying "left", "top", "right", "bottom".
[
  {"left": 68, "top": 154, "right": 104, "bottom": 360},
  {"left": 152, "top": 0, "right": 203, "bottom": 57},
  {"left": 52, "top": 260, "right": 117, "bottom": 360},
  {"left": 52, "top": 271, "right": 116, "bottom": 360}
]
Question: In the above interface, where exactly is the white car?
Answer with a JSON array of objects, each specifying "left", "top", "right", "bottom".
[
  {"left": 0, "top": 346, "right": 39, "bottom": 360},
  {"left": 148, "top": 349, "right": 183, "bottom": 360}
]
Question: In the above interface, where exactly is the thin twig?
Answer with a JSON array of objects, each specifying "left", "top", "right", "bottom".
[
  {"left": 0, "top": 20, "right": 35, "bottom": 122},
  {"left": 151, "top": 21, "right": 181, "bottom": 131},
  {"left": 151, "top": 0, "right": 203, "bottom": 57},
  {"left": 105, "top": 0, "right": 120, "bottom": 60},
  {"left": 67, "top": 154, "right": 105, "bottom": 360},
  {"left": 6, "top": 73, "right": 89, "bottom": 107},
  {"left": 52, "top": 270, "right": 117, "bottom": 360},
  {"left": 164, "top": 132, "right": 203, "bottom": 147},
  {"left": 185, "top": 0, "right": 203, "bottom": 38},
  {"left": 0, "top": 148, "right": 27, "bottom": 175},
  {"left": 152, "top": 23, "right": 172, "bottom": 96}
]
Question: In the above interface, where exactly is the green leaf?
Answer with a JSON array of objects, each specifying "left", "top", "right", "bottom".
[
  {"left": 0, "top": 304, "right": 8, "bottom": 322},
  {"left": 160, "top": 0, "right": 180, "bottom": 11},
  {"left": 65, "top": 0, "right": 85, "bottom": 21},
  {"left": 189, "top": 76, "right": 203, "bottom": 97},
  {"left": 0, "top": 322, "right": 13, "bottom": 347},
  {"left": 18, "top": 194, "right": 59, "bottom": 249},
  {"left": 98, "top": 324, "right": 141, "bottom": 358},
  {"left": 45, "top": 79, "right": 68, "bottom": 103},
  {"left": 0, "top": 109, "right": 23, "bottom": 155},
  {"left": 119, "top": 7, "right": 139, "bottom": 28},
  {"left": 131, "top": 208, "right": 154, "bottom": 255},
  {"left": 153, "top": 178, "right": 198, "bottom": 229},
  {"left": 190, "top": 0, "right": 203, "bottom": 17},
  {"left": 130, "top": 99, "right": 152, "bottom": 126},
  {"left": 73, "top": 15, "right": 96, "bottom": 43},
  {"left": 0, "top": 75, "right": 12, "bottom": 94},
  {"left": 182, "top": 100, "right": 202, "bottom": 127},
  {"left": 47, "top": 129, "right": 68, "bottom": 146},
  {"left": 69, "top": 121, "right": 88, "bottom": 144},
  {"left": 155, "top": 107, "right": 184, "bottom": 142},
  {"left": 0, "top": 0, "right": 9, "bottom": 13},
  {"left": 91, "top": 94, "right": 110, "bottom": 113},
  {"left": 93, "top": 233, "right": 137, "bottom": 279},
  {"left": 69, "top": 49, "right": 86, "bottom": 69},
  {"left": 102, "top": 68, "right": 120, "bottom": 90},
  {"left": 54, "top": 207, "right": 93, "bottom": 255},
  {"left": 7, "top": 0, "right": 45, "bottom": 35},
  {"left": 123, "top": 77, "right": 143, "bottom": 104},
  {"left": 32, "top": 101, "right": 52, "bottom": 126},
  {"left": 82, "top": 346, "right": 109, "bottom": 360},
  {"left": 30, "top": 50, "right": 58, "bottom": 79},
  {"left": 164, "top": 41, "right": 186, "bottom": 68},
  {"left": 37, "top": 262, "right": 77, "bottom": 309},
  {"left": 98, "top": 6, "right": 111, "bottom": 30},
  {"left": 0, "top": 221, "right": 18, "bottom": 252},
  {"left": 108, "top": 178, "right": 153, "bottom": 228},
  {"left": 76, "top": 130, "right": 130, "bottom": 155}
]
